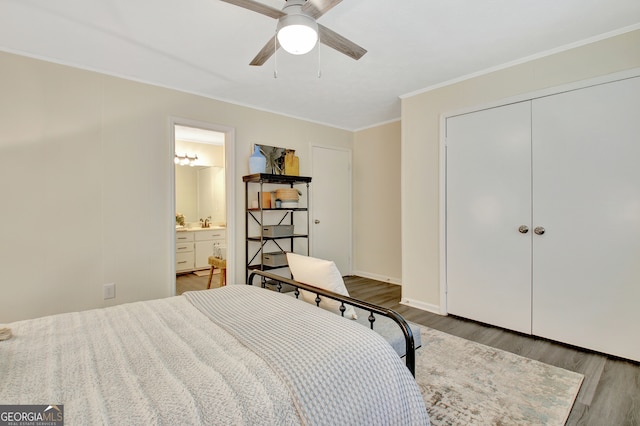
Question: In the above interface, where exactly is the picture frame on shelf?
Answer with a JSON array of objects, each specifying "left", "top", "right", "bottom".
[
  {"left": 255, "top": 144, "right": 286, "bottom": 175},
  {"left": 254, "top": 144, "right": 298, "bottom": 176}
]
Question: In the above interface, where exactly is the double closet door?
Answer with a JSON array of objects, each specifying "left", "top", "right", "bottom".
[{"left": 446, "top": 76, "right": 640, "bottom": 361}]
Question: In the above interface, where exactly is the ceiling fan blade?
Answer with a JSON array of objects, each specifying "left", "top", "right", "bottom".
[
  {"left": 318, "top": 24, "right": 367, "bottom": 61},
  {"left": 219, "top": 0, "right": 284, "bottom": 19},
  {"left": 303, "top": 0, "right": 342, "bottom": 19},
  {"left": 249, "top": 35, "right": 279, "bottom": 66}
]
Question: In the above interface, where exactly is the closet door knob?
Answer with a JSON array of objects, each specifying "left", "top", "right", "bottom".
[
  {"left": 534, "top": 226, "right": 546, "bottom": 235},
  {"left": 518, "top": 225, "right": 529, "bottom": 234}
]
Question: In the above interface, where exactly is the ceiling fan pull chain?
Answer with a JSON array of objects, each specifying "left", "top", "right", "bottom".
[{"left": 317, "top": 42, "right": 321, "bottom": 78}]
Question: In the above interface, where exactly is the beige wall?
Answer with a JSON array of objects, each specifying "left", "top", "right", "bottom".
[
  {"left": 401, "top": 29, "right": 640, "bottom": 312},
  {"left": 8, "top": 30, "right": 633, "bottom": 322},
  {"left": 353, "top": 121, "right": 402, "bottom": 283},
  {"left": 0, "top": 51, "right": 353, "bottom": 322}
]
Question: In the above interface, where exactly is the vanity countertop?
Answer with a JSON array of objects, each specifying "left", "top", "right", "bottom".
[{"left": 176, "top": 226, "right": 225, "bottom": 232}]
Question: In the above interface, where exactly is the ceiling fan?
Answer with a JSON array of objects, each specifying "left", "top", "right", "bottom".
[{"left": 220, "top": 0, "right": 367, "bottom": 66}]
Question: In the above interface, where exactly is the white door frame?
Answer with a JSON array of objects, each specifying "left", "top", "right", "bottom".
[
  {"left": 170, "top": 117, "right": 236, "bottom": 295},
  {"left": 309, "top": 143, "right": 353, "bottom": 274}
]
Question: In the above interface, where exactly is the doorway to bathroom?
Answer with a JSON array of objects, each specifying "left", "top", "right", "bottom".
[{"left": 172, "top": 119, "right": 235, "bottom": 295}]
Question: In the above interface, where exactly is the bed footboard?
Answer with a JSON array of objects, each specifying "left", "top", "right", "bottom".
[{"left": 247, "top": 270, "right": 416, "bottom": 376}]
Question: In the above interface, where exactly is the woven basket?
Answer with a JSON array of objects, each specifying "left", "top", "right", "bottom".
[{"left": 275, "top": 188, "right": 299, "bottom": 201}]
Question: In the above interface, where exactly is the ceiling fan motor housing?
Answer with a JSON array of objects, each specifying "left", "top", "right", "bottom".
[{"left": 277, "top": 0, "right": 319, "bottom": 55}]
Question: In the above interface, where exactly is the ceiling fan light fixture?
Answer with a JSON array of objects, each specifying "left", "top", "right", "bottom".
[{"left": 276, "top": 9, "right": 318, "bottom": 55}]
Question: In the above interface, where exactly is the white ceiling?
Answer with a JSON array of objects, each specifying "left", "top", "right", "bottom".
[{"left": 1, "top": 0, "right": 639, "bottom": 130}]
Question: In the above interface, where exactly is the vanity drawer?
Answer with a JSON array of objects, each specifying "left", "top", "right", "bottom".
[
  {"left": 176, "top": 232, "right": 194, "bottom": 242},
  {"left": 176, "top": 252, "right": 194, "bottom": 271},
  {"left": 176, "top": 242, "right": 193, "bottom": 253},
  {"left": 195, "top": 230, "right": 226, "bottom": 241}
]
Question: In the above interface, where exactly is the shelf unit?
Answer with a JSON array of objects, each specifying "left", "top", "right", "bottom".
[{"left": 244, "top": 173, "right": 311, "bottom": 284}]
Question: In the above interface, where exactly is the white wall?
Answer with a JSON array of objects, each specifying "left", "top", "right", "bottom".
[
  {"left": 353, "top": 121, "right": 402, "bottom": 283},
  {"left": 400, "top": 29, "right": 640, "bottom": 312},
  {"left": 0, "top": 50, "right": 353, "bottom": 322}
]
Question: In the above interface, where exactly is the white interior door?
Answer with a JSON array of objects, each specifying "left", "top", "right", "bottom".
[
  {"left": 311, "top": 145, "right": 352, "bottom": 275},
  {"left": 446, "top": 101, "right": 533, "bottom": 334},
  {"left": 532, "top": 76, "right": 640, "bottom": 361}
]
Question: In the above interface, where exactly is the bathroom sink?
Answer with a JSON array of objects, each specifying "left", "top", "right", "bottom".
[{"left": 177, "top": 226, "right": 226, "bottom": 231}]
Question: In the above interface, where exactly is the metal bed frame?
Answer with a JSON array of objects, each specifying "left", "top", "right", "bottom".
[{"left": 247, "top": 270, "right": 416, "bottom": 376}]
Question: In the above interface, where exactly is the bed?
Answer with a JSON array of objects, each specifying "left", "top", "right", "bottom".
[
  {"left": 247, "top": 269, "right": 423, "bottom": 372},
  {"left": 1, "top": 272, "right": 429, "bottom": 425}
]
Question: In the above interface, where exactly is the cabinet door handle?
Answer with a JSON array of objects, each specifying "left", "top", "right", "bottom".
[
  {"left": 177, "top": 261, "right": 187, "bottom": 264},
  {"left": 518, "top": 225, "right": 529, "bottom": 234},
  {"left": 534, "top": 226, "right": 546, "bottom": 235}
]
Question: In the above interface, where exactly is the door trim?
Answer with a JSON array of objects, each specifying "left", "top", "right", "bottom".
[
  {"left": 169, "top": 117, "right": 236, "bottom": 295},
  {"left": 438, "top": 113, "right": 448, "bottom": 315}
]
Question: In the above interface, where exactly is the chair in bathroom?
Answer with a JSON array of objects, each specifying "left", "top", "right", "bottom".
[{"left": 207, "top": 256, "right": 227, "bottom": 289}]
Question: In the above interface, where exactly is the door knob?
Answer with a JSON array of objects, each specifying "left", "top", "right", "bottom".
[
  {"left": 314, "top": 220, "right": 320, "bottom": 224},
  {"left": 534, "top": 226, "right": 545, "bottom": 235},
  {"left": 518, "top": 225, "right": 529, "bottom": 234}
]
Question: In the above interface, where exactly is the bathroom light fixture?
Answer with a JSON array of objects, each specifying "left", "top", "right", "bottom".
[
  {"left": 174, "top": 153, "right": 198, "bottom": 167},
  {"left": 276, "top": 0, "right": 318, "bottom": 55}
]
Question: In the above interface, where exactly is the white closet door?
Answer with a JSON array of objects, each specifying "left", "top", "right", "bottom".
[
  {"left": 446, "top": 101, "right": 532, "bottom": 334},
  {"left": 532, "top": 76, "right": 640, "bottom": 361}
]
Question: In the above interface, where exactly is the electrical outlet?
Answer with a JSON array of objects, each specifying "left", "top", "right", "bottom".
[{"left": 104, "top": 283, "right": 116, "bottom": 300}]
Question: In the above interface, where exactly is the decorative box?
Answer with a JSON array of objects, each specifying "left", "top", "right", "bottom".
[
  {"left": 262, "top": 251, "right": 289, "bottom": 267},
  {"left": 262, "top": 225, "right": 294, "bottom": 237}
]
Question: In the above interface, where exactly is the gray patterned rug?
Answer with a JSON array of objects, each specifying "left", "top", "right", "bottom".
[{"left": 415, "top": 327, "right": 584, "bottom": 425}]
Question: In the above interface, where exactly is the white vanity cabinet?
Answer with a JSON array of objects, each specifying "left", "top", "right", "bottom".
[
  {"left": 176, "top": 228, "right": 226, "bottom": 273},
  {"left": 176, "top": 232, "right": 195, "bottom": 272},
  {"left": 194, "top": 229, "right": 226, "bottom": 269}
]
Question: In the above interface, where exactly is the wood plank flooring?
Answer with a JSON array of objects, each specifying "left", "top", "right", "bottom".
[
  {"left": 175, "top": 270, "right": 221, "bottom": 294},
  {"left": 176, "top": 273, "right": 640, "bottom": 425}
]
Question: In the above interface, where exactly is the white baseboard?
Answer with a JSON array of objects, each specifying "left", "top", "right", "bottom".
[
  {"left": 348, "top": 272, "right": 446, "bottom": 315},
  {"left": 349, "top": 270, "right": 401, "bottom": 285},
  {"left": 400, "top": 297, "right": 446, "bottom": 315}
]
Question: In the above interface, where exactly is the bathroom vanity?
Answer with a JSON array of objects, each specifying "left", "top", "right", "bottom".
[{"left": 176, "top": 227, "right": 226, "bottom": 273}]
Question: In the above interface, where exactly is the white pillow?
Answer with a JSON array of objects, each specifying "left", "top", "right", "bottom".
[{"left": 286, "top": 253, "right": 358, "bottom": 320}]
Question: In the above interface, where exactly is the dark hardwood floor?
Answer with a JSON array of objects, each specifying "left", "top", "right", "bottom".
[
  {"left": 176, "top": 270, "right": 221, "bottom": 294},
  {"left": 176, "top": 273, "right": 640, "bottom": 425}
]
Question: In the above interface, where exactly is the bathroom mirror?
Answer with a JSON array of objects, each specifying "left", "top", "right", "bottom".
[
  {"left": 175, "top": 126, "right": 226, "bottom": 227},
  {"left": 176, "top": 165, "right": 225, "bottom": 226}
]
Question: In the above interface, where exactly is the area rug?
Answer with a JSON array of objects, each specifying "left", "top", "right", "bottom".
[{"left": 415, "top": 327, "right": 583, "bottom": 425}]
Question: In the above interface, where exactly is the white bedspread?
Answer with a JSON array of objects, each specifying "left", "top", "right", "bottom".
[{"left": 1, "top": 285, "right": 429, "bottom": 425}]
